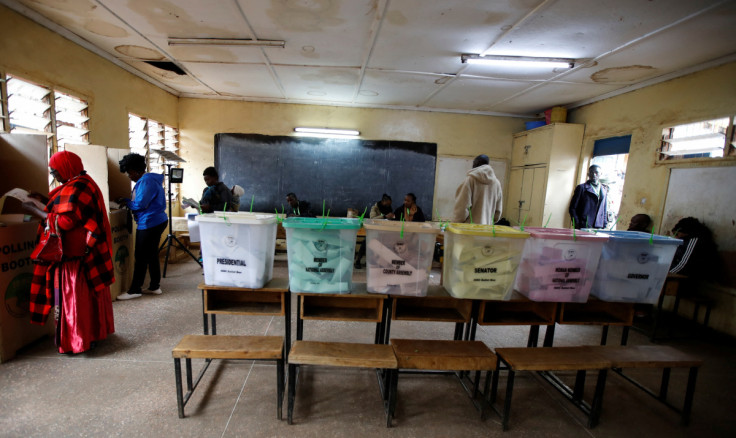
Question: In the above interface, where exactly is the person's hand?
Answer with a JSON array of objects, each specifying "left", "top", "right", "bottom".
[
  {"left": 116, "top": 198, "right": 129, "bottom": 207},
  {"left": 385, "top": 212, "right": 395, "bottom": 219},
  {"left": 22, "top": 202, "right": 47, "bottom": 219}
]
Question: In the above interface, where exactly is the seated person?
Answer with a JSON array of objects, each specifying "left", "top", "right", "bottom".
[
  {"left": 200, "top": 167, "right": 233, "bottom": 213},
  {"left": 391, "top": 193, "right": 425, "bottom": 222},
  {"left": 370, "top": 193, "right": 395, "bottom": 219},
  {"left": 627, "top": 213, "right": 653, "bottom": 232},
  {"left": 286, "top": 192, "right": 315, "bottom": 217},
  {"left": 669, "top": 217, "right": 718, "bottom": 279}
]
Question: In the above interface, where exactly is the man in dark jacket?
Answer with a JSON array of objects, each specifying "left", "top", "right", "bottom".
[
  {"left": 568, "top": 165, "right": 608, "bottom": 229},
  {"left": 200, "top": 167, "right": 233, "bottom": 212},
  {"left": 286, "top": 192, "right": 315, "bottom": 217}
]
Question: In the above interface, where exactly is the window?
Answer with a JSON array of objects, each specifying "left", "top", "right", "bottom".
[
  {"left": 659, "top": 117, "right": 735, "bottom": 160},
  {"left": 128, "top": 113, "right": 180, "bottom": 201},
  {"left": 4, "top": 74, "right": 89, "bottom": 156}
]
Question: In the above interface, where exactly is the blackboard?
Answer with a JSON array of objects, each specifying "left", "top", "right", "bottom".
[{"left": 215, "top": 134, "right": 437, "bottom": 217}]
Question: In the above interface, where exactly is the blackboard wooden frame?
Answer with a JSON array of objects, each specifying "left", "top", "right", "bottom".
[{"left": 214, "top": 133, "right": 437, "bottom": 217}]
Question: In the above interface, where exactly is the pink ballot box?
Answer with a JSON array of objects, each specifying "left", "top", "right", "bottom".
[{"left": 514, "top": 227, "right": 608, "bottom": 302}]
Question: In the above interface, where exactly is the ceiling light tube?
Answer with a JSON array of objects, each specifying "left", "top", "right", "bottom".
[
  {"left": 168, "top": 38, "right": 285, "bottom": 48},
  {"left": 294, "top": 127, "right": 360, "bottom": 136},
  {"left": 461, "top": 54, "right": 575, "bottom": 69}
]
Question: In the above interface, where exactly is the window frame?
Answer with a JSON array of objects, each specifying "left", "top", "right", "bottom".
[
  {"left": 657, "top": 116, "right": 736, "bottom": 164},
  {"left": 128, "top": 112, "right": 181, "bottom": 202}
]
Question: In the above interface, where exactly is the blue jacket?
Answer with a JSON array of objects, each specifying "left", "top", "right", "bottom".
[
  {"left": 568, "top": 181, "right": 607, "bottom": 229},
  {"left": 125, "top": 172, "right": 168, "bottom": 230}
]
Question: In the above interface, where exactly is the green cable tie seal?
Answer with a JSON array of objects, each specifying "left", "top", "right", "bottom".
[
  {"left": 400, "top": 212, "right": 405, "bottom": 239},
  {"left": 468, "top": 206, "right": 473, "bottom": 225},
  {"left": 520, "top": 213, "right": 527, "bottom": 231},
  {"left": 649, "top": 220, "right": 656, "bottom": 245},
  {"left": 250, "top": 194, "right": 254, "bottom": 213},
  {"left": 358, "top": 206, "right": 367, "bottom": 225},
  {"left": 322, "top": 199, "right": 326, "bottom": 217},
  {"left": 320, "top": 209, "right": 331, "bottom": 230},
  {"left": 608, "top": 215, "right": 620, "bottom": 230},
  {"left": 544, "top": 213, "right": 552, "bottom": 228},
  {"left": 572, "top": 218, "right": 576, "bottom": 241},
  {"left": 223, "top": 202, "right": 227, "bottom": 212}
]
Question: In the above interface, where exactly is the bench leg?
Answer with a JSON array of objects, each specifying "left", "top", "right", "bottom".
[
  {"left": 201, "top": 291, "right": 208, "bottom": 335},
  {"left": 186, "top": 358, "right": 193, "bottom": 391},
  {"left": 620, "top": 326, "right": 630, "bottom": 346},
  {"left": 489, "top": 356, "right": 501, "bottom": 405},
  {"left": 386, "top": 369, "right": 398, "bottom": 427},
  {"left": 600, "top": 325, "right": 609, "bottom": 345},
  {"left": 211, "top": 314, "right": 217, "bottom": 335},
  {"left": 502, "top": 369, "right": 516, "bottom": 431},
  {"left": 682, "top": 367, "right": 699, "bottom": 426},
  {"left": 588, "top": 369, "right": 608, "bottom": 428},
  {"left": 454, "top": 322, "right": 463, "bottom": 340},
  {"left": 296, "top": 297, "right": 304, "bottom": 341},
  {"left": 704, "top": 305, "right": 712, "bottom": 328},
  {"left": 573, "top": 370, "right": 587, "bottom": 403},
  {"left": 174, "top": 358, "right": 185, "bottom": 418},
  {"left": 277, "top": 359, "right": 284, "bottom": 420},
  {"left": 287, "top": 363, "right": 297, "bottom": 424},
  {"left": 543, "top": 324, "right": 556, "bottom": 347}
]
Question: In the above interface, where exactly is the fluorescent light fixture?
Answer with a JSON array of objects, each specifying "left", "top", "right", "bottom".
[
  {"left": 294, "top": 127, "right": 360, "bottom": 138},
  {"left": 168, "top": 38, "right": 285, "bottom": 48},
  {"left": 461, "top": 54, "right": 575, "bottom": 69}
]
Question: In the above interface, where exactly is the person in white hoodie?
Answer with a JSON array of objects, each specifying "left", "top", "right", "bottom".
[{"left": 453, "top": 154, "right": 503, "bottom": 224}]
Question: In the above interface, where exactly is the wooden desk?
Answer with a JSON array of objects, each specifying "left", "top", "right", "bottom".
[
  {"left": 476, "top": 292, "right": 558, "bottom": 347},
  {"left": 198, "top": 278, "right": 291, "bottom": 356},
  {"left": 295, "top": 283, "right": 387, "bottom": 343},
  {"left": 543, "top": 297, "right": 635, "bottom": 346}
]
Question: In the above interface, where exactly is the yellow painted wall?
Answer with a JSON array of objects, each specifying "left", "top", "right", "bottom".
[
  {"left": 569, "top": 61, "right": 736, "bottom": 335},
  {"left": 0, "top": 6, "right": 178, "bottom": 149},
  {"left": 177, "top": 98, "right": 524, "bottom": 208}
]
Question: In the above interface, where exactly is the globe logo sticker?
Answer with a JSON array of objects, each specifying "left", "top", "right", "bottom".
[
  {"left": 394, "top": 241, "right": 408, "bottom": 257},
  {"left": 4, "top": 273, "right": 34, "bottom": 318},
  {"left": 637, "top": 253, "right": 650, "bottom": 264},
  {"left": 224, "top": 235, "right": 237, "bottom": 247},
  {"left": 313, "top": 240, "right": 328, "bottom": 252},
  {"left": 481, "top": 245, "right": 494, "bottom": 257},
  {"left": 564, "top": 249, "right": 577, "bottom": 261}
]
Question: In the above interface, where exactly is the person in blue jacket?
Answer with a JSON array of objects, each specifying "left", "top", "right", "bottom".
[
  {"left": 116, "top": 153, "right": 168, "bottom": 300},
  {"left": 568, "top": 165, "right": 608, "bottom": 229}
]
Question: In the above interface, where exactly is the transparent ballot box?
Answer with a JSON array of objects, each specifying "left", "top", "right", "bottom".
[
  {"left": 283, "top": 217, "right": 361, "bottom": 293},
  {"left": 197, "top": 212, "right": 278, "bottom": 288},
  {"left": 363, "top": 219, "right": 441, "bottom": 296},
  {"left": 514, "top": 227, "right": 608, "bottom": 302},
  {"left": 443, "top": 224, "right": 529, "bottom": 300},
  {"left": 586, "top": 230, "right": 682, "bottom": 304}
]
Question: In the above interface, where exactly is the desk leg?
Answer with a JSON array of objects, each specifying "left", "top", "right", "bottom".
[
  {"left": 284, "top": 292, "right": 291, "bottom": 359},
  {"left": 469, "top": 301, "right": 479, "bottom": 341},
  {"left": 527, "top": 325, "right": 540, "bottom": 347},
  {"left": 277, "top": 358, "right": 284, "bottom": 420},
  {"left": 588, "top": 369, "right": 608, "bottom": 428},
  {"left": 621, "top": 326, "right": 630, "bottom": 345},
  {"left": 543, "top": 324, "right": 556, "bottom": 347},
  {"left": 296, "top": 296, "right": 303, "bottom": 341},
  {"left": 382, "top": 299, "right": 393, "bottom": 345},
  {"left": 659, "top": 367, "right": 671, "bottom": 401},
  {"left": 454, "top": 323, "right": 463, "bottom": 340},
  {"left": 600, "top": 325, "right": 609, "bottom": 345},
  {"left": 287, "top": 363, "right": 297, "bottom": 425},
  {"left": 682, "top": 367, "right": 699, "bottom": 426},
  {"left": 211, "top": 314, "right": 217, "bottom": 336},
  {"left": 201, "top": 291, "right": 208, "bottom": 335}
]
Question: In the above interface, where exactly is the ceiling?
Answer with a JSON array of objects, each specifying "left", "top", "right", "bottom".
[{"left": 5, "top": 0, "right": 736, "bottom": 117}]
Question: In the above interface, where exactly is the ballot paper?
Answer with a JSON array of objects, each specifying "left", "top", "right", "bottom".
[
  {"left": 182, "top": 197, "right": 200, "bottom": 209},
  {"left": 2, "top": 188, "right": 46, "bottom": 211}
]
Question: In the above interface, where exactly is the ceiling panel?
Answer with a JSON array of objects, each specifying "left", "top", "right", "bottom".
[
  {"left": 182, "top": 63, "right": 282, "bottom": 98},
  {"left": 489, "top": 81, "right": 624, "bottom": 114},
  {"left": 237, "top": 0, "right": 377, "bottom": 67},
  {"left": 426, "top": 78, "right": 535, "bottom": 113},
  {"left": 274, "top": 65, "right": 360, "bottom": 103},
  {"left": 368, "top": 0, "right": 534, "bottom": 73},
  {"left": 355, "top": 70, "right": 444, "bottom": 106}
]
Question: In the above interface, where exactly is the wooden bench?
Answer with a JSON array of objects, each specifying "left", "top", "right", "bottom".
[
  {"left": 493, "top": 346, "right": 611, "bottom": 430},
  {"left": 172, "top": 335, "right": 284, "bottom": 419},
  {"left": 597, "top": 345, "right": 703, "bottom": 426},
  {"left": 390, "top": 339, "right": 497, "bottom": 417},
  {"left": 287, "top": 341, "right": 398, "bottom": 427}
]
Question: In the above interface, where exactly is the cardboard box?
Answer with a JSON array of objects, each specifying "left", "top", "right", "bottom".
[
  {"left": 0, "top": 216, "right": 55, "bottom": 363},
  {"left": 108, "top": 209, "right": 133, "bottom": 300}
]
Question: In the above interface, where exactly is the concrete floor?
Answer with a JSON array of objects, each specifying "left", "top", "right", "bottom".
[{"left": 1, "top": 256, "right": 735, "bottom": 437}]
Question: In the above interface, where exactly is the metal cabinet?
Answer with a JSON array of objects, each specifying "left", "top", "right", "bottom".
[{"left": 506, "top": 123, "right": 584, "bottom": 228}]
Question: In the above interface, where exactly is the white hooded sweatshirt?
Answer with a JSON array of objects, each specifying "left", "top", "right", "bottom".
[{"left": 452, "top": 164, "right": 503, "bottom": 224}]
